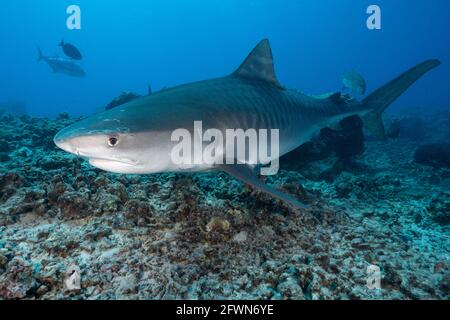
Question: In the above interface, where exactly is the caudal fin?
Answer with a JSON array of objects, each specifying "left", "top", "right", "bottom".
[
  {"left": 37, "top": 46, "right": 44, "bottom": 62},
  {"left": 361, "top": 59, "right": 441, "bottom": 138}
]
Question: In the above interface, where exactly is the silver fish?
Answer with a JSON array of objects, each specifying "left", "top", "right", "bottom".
[
  {"left": 38, "top": 46, "right": 86, "bottom": 78},
  {"left": 343, "top": 69, "right": 366, "bottom": 95}
]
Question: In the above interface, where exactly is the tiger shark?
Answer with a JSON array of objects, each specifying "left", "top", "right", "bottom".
[{"left": 54, "top": 39, "right": 440, "bottom": 209}]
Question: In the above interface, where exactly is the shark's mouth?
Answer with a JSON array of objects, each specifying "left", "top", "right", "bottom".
[
  {"left": 88, "top": 158, "right": 143, "bottom": 174},
  {"left": 72, "top": 150, "right": 140, "bottom": 167},
  {"left": 89, "top": 158, "right": 138, "bottom": 166}
]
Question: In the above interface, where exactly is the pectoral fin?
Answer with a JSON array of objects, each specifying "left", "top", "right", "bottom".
[{"left": 219, "top": 164, "right": 308, "bottom": 210}]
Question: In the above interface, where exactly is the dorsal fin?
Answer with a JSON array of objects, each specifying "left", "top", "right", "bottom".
[{"left": 233, "top": 39, "right": 281, "bottom": 87}]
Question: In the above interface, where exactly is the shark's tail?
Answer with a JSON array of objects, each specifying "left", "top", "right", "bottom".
[
  {"left": 37, "top": 46, "right": 44, "bottom": 62},
  {"left": 361, "top": 59, "right": 440, "bottom": 138}
]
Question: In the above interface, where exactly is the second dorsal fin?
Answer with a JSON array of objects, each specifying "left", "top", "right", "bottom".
[{"left": 233, "top": 39, "right": 281, "bottom": 87}]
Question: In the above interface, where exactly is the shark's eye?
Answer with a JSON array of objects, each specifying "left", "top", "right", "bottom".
[{"left": 108, "top": 137, "right": 118, "bottom": 147}]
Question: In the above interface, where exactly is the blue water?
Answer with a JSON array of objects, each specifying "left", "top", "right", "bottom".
[{"left": 1, "top": 0, "right": 449, "bottom": 117}]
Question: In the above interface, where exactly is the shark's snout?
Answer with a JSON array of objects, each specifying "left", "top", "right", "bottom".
[{"left": 54, "top": 128, "right": 79, "bottom": 155}]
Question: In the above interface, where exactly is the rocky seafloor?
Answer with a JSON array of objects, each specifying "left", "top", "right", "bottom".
[{"left": 0, "top": 109, "right": 449, "bottom": 300}]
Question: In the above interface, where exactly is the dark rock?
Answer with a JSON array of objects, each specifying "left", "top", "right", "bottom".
[
  {"left": 335, "top": 181, "right": 352, "bottom": 198},
  {"left": 1, "top": 113, "right": 14, "bottom": 123},
  {"left": 0, "top": 254, "right": 7, "bottom": 269},
  {"left": 85, "top": 226, "right": 112, "bottom": 241},
  {"left": 320, "top": 159, "right": 369, "bottom": 182},
  {"left": 107, "top": 182, "right": 129, "bottom": 202},
  {"left": 124, "top": 206, "right": 152, "bottom": 226},
  {"left": 414, "top": 143, "right": 450, "bottom": 169},
  {"left": 440, "top": 273, "right": 450, "bottom": 295},
  {"left": 0, "top": 257, "right": 34, "bottom": 299},
  {"left": 57, "top": 112, "right": 70, "bottom": 120},
  {"left": 0, "top": 172, "right": 25, "bottom": 189},
  {"left": 0, "top": 154, "right": 10, "bottom": 163},
  {"left": 35, "top": 285, "right": 49, "bottom": 297},
  {"left": 396, "top": 116, "right": 427, "bottom": 141},
  {"left": 281, "top": 115, "right": 364, "bottom": 168},
  {"left": 94, "top": 192, "right": 121, "bottom": 214},
  {"left": 47, "top": 182, "right": 67, "bottom": 204},
  {"left": 321, "top": 115, "right": 365, "bottom": 160},
  {"left": 31, "top": 127, "right": 60, "bottom": 150},
  {"left": 282, "top": 141, "right": 331, "bottom": 167},
  {"left": 385, "top": 121, "right": 401, "bottom": 139},
  {"left": 57, "top": 190, "right": 91, "bottom": 218},
  {"left": 0, "top": 187, "right": 15, "bottom": 202},
  {"left": 382, "top": 265, "right": 403, "bottom": 289},
  {"left": 105, "top": 92, "right": 141, "bottom": 110},
  {"left": 19, "top": 114, "right": 33, "bottom": 124},
  {"left": 125, "top": 199, "right": 151, "bottom": 220},
  {"left": 0, "top": 139, "right": 10, "bottom": 152},
  {"left": 15, "top": 147, "right": 32, "bottom": 157},
  {"left": 427, "top": 195, "right": 450, "bottom": 225},
  {"left": 38, "top": 157, "right": 68, "bottom": 171}
]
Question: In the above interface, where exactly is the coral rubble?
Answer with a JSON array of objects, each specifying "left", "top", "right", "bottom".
[{"left": 0, "top": 110, "right": 449, "bottom": 300}]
